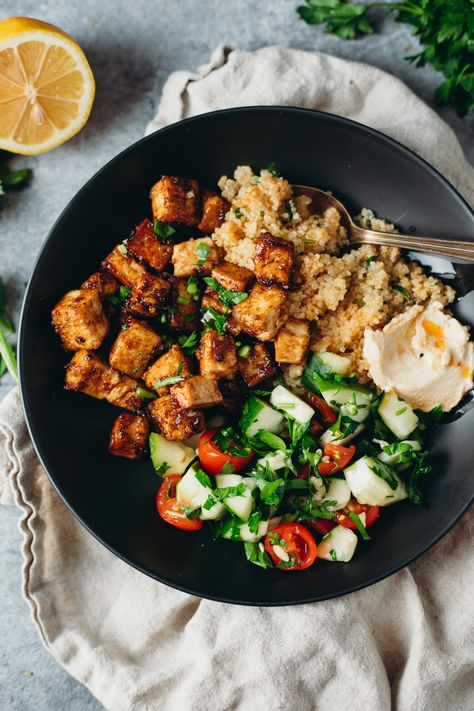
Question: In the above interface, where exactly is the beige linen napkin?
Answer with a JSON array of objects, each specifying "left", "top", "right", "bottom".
[{"left": 1, "top": 46, "right": 474, "bottom": 711}]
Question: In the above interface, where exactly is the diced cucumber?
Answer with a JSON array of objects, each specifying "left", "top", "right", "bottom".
[
  {"left": 200, "top": 501, "right": 226, "bottom": 521},
  {"left": 215, "top": 474, "right": 244, "bottom": 488},
  {"left": 315, "top": 351, "right": 352, "bottom": 376},
  {"left": 239, "top": 395, "right": 285, "bottom": 439},
  {"left": 340, "top": 394, "right": 372, "bottom": 423},
  {"left": 378, "top": 391, "right": 419, "bottom": 439},
  {"left": 176, "top": 466, "right": 212, "bottom": 510},
  {"left": 318, "top": 525, "right": 358, "bottom": 562},
  {"left": 222, "top": 520, "right": 268, "bottom": 542},
  {"left": 320, "top": 423, "right": 365, "bottom": 447},
  {"left": 377, "top": 439, "right": 422, "bottom": 467},
  {"left": 344, "top": 456, "right": 407, "bottom": 507},
  {"left": 312, "top": 477, "right": 351, "bottom": 511},
  {"left": 257, "top": 450, "right": 291, "bottom": 472},
  {"left": 270, "top": 385, "right": 315, "bottom": 424},
  {"left": 224, "top": 487, "right": 254, "bottom": 522},
  {"left": 318, "top": 377, "right": 373, "bottom": 408},
  {"left": 149, "top": 433, "right": 196, "bottom": 476}
]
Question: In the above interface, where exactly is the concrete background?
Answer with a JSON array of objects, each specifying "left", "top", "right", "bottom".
[{"left": 0, "top": 1, "right": 472, "bottom": 709}]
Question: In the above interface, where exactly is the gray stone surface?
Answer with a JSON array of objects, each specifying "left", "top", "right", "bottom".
[{"left": 0, "top": 1, "right": 472, "bottom": 709}]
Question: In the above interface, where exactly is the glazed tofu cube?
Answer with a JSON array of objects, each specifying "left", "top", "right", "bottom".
[
  {"left": 197, "top": 190, "right": 230, "bottom": 233},
  {"left": 81, "top": 270, "right": 119, "bottom": 298},
  {"left": 65, "top": 350, "right": 142, "bottom": 410},
  {"left": 102, "top": 245, "right": 146, "bottom": 287},
  {"left": 148, "top": 396, "right": 205, "bottom": 441},
  {"left": 168, "top": 278, "right": 200, "bottom": 332},
  {"left": 170, "top": 375, "right": 222, "bottom": 410},
  {"left": 211, "top": 261, "right": 254, "bottom": 293},
  {"left": 274, "top": 318, "right": 310, "bottom": 365},
  {"left": 109, "top": 318, "right": 162, "bottom": 378},
  {"left": 52, "top": 289, "right": 110, "bottom": 351},
  {"left": 172, "top": 237, "right": 221, "bottom": 277},
  {"left": 197, "top": 331, "right": 238, "bottom": 380},
  {"left": 143, "top": 345, "right": 193, "bottom": 394},
  {"left": 231, "top": 283, "right": 288, "bottom": 341},
  {"left": 127, "top": 218, "right": 173, "bottom": 272},
  {"left": 238, "top": 342, "right": 278, "bottom": 388},
  {"left": 109, "top": 413, "right": 150, "bottom": 460},
  {"left": 219, "top": 378, "right": 243, "bottom": 414},
  {"left": 125, "top": 273, "right": 170, "bottom": 318},
  {"left": 254, "top": 232, "right": 295, "bottom": 288},
  {"left": 150, "top": 176, "right": 200, "bottom": 226},
  {"left": 201, "top": 287, "right": 227, "bottom": 315}
]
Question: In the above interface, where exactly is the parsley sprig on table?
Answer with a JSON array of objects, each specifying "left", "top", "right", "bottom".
[
  {"left": 297, "top": 0, "right": 474, "bottom": 117},
  {"left": 0, "top": 277, "right": 18, "bottom": 382},
  {"left": 0, "top": 151, "right": 31, "bottom": 211}
]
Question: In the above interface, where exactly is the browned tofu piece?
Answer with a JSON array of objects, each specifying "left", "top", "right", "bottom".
[
  {"left": 170, "top": 375, "right": 222, "bottom": 410},
  {"left": 201, "top": 287, "right": 227, "bottom": 315},
  {"left": 211, "top": 261, "right": 254, "bottom": 293},
  {"left": 197, "top": 331, "right": 238, "bottom": 380},
  {"left": 52, "top": 289, "right": 109, "bottom": 351},
  {"left": 274, "top": 317, "right": 310, "bottom": 365},
  {"left": 148, "top": 396, "right": 205, "bottom": 441},
  {"left": 197, "top": 190, "right": 230, "bottom": 233},
  {"left": 65, "top": 350, "right": 143, "bottom": 410},
  {"left": 125, "top": 272, "right": 171, "bottom": 318},
  {"left": 150, "top": 176, "right": 200, "bottom": 226},
  {"left": 143, "top": 345, "right": 193, "bottom": 395},
  {"left": 168, "top": 278, "right": 200, "bottom": 332},
  {"left": 219, "top": 378, "right": 244, "bottom": 414},
  {"left": 238, "top": 342, "right": 278, "bottom": 387},
  {"left": 172, "top": 237, "right": 221, "bottom": 277},
  {"left": 109, "top": 318, "right": 162, "bottom": 378},
  {"left": 231, "top": 283, "right": 288, "bottom": 341},
  {"left": 81, "top": 270, "right": 119, "bottom": 298},
  {"left": 254, "top": 232, "right": 295, "bottom": 288},
  {"left": 127, "top": 219, "right": 173, "bottom": 272},
  {"left": 109, "top": 413, "right": 150, "bottom": 460},
  {"left": 102, "top": 245, "right": 146, "bottom": 287}
]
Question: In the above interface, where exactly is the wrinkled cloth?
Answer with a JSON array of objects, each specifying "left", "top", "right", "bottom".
[{"left": 2, "top": 46, "right": 474, "bottom": 711}]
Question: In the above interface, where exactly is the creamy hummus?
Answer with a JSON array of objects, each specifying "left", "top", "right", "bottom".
[{"left": 363, "top": 301, "right": 474, "bottom": 412}]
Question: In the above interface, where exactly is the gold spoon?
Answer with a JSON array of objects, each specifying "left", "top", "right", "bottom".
[{"left": 293, "top": 185, "right": 474, "bottom": 262}]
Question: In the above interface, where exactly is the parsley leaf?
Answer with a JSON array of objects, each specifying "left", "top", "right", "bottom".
[
  {"left": 244, "top": 541, "right": 273, "bottom": 569},
  {"left": 153, "top": 220, "right": 176, "bottom": 239},
  {"left": 178, "top": 331, "right": 199, "bottom": 355},
  {"left": 201, "top": 306, "right": 227, "bottom": 334},
  {"left": 203, "top": 277, "right": 248, "bottom": 308},
  {"left": 348, "top": 511, "right": 371, "bottom": 540},
  {"left": 406, "top": 451, "right": 432, "bottom": 505}
]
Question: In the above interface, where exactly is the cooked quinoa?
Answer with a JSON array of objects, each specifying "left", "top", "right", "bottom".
[{"left": 213, "top": 165, "right": 456, "bottom": 387}]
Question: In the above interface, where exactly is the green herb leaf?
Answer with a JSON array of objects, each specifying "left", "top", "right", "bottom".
[
  {"left": 195, "top": 242, "right": 210, "bottom": 266},
  {"left": 136, "top": 386, "right": 157, "bottom": 400},
  {"left": 153, "top": 220, "right": 176, "bottom": 239},
  {"left": 348, "top": 511, "right": 371, "bottom": 540},
  {"left": 154, "top": 374, "right": 184, "bottom": 388},
  {"left": 406, "top": 451, "right": 432, "bottom": 505},
  {"left": 233, "top": 207, "right": 243, "bottom": 218},
  {"left": 203, "top": 277, "right": 248, "bottom": 308},
  {"left": 368, "top": 460, "right": 399, "bottom": 491},
  {"left": 329, "top": 548, "right": 338, "bottom": 561},
  {"left": 154, "top": 462, "right": 170, "bottom": 477},
  {"left": 257, "top": 430, "right": 287, "bottom": 451},
  {"left": 211, "top": 426, "right": 253, "bottom": 458},
  {"left": 266, "top": 162, "right": 279, "bottom": 176},
  {"left": 201, "top": 306, "right": 227, "bottom": 334},
  {"left": 178, "top": 331, "right": 199, "bottom": 355},
  {"left": 244, "top": 541, "right": 273, "bottom": 569}
]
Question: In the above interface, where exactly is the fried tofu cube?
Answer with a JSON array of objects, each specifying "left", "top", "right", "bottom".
[
  {"left": 143, "top": 345, "right": 193, "bottom": 395},
  {"left": 148, "top": 396, "right": 205, "bottom": 441},
  {"left": 197, "top": 190, "right": 230, "bottom": 233},
  {"left": 238, "top": 342, "right": 278, "bottom": 387},
  {"left": 109, "top": 413, "right": 150, "bottom": 460},
  {"left": 197, "top": 331, "right": 238, "bottom": 380},
  {"left": 201, "top": 287, "right": 227, "bottom": 315},
  {"left": 274, "top": 318, "right": 310, "bottom": 365},
  {"left": 172, "top": 237, "right": 221, "bottom": 277},
  {"left": 219, "top": 378, "right": 244, "bottom": 414},
  {"left": 231, "top": 283, "right": 288, "bottom": 341},
  {"left": 127, "top": 219, "right": 173, "bottom": 272},
  {"left": 52, "top": 289, "right": 110, "bottom": 351},
  {"left": 168, "top": 278, "right": 200, "bottom": 332},
  {"left": 65, "top": 350, "right": 143, "bottom": 410},
  {"left": 170, "top": 375, "right": 222, "bottom": 410},
  {"left": 254, "top": 232, "right": 295, "bottom": 288},
  {"left": 150, "top": 176, "right": 200, "bottom": 226},
  {"left": 125, "top": 272, "right": 170, "bottom": 318},
  {"left": 211, "top": 261, "right": 254, "bottom": 293},
  {"left": 102, "top": 246, "right": 146, "bottom": 287},
  {"left": 81, "top": 270, "right": 119, "bottom": 298},
  {"left": 109, "top": 318, "right": 162, "bottom": 378}
]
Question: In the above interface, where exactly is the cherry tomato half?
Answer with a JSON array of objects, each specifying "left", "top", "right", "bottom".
[
  {"left": 336, "top": 498, "right": 380, "bottom": 530},
  {"left": 264, "top": 523, "right": 317, "bottom": 571},
  {"left": 309, "top": 519, "right": 336, "bottom": 536},
  {"left": 318, "top": 443, "right": 356, "bottom": 476},
  {"left": 303, "top": 391, "right": 338, "bottom": 424},
  {"left": 156, "top": 474, "right": 203, "bottom": 531},
  {"left": 197, "top": 428, "right": 255, "bottom": 474}
]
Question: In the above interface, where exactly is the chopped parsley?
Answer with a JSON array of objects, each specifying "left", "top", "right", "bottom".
[
  {"left": 244, "top": 541, "right": 273, "bottom": 569},
  {"left": 154, "top": 462, "right": 170, "bottom": 477},
  {"left": 153, "top": 220, "right": 176, "bottom": 239},
  {"left": 329, "top": 549, "right": 338, "bottom": 561},
  {"left": 178, "top": 331, "right": 199, "bottom": 355},
  {"left": 366, "top": 255, "right": 377, "bottom": 265},
  {"left": 201, "top": 306, "right": 227, "bottom": 334},
  {"left": 393, "top": 283, "right": 412, "bottom": 301},
  {"left": 266, "top": 161, "right": 279, "bottom": 176},
  {"left": 203, "top": 277, "right": 248, "bottom": 308},
  {"left": 348, "top": 512, "right": 371, "bottom": 540},
  {"left": 233, "top": 207, "right": 243, "bottom": 218}
]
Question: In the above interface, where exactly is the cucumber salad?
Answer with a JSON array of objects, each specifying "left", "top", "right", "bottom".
[{"left": 151, "top": 351, "right": 441, "bottom": 572}]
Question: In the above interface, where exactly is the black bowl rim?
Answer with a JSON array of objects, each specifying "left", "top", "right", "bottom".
[{"left": 18, "top": 106, "right": 474, "bottom": 606}]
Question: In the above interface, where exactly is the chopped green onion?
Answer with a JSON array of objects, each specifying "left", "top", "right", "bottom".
[
  {"left": 153, "top": 220, "right": 176, "bottom": 239},
  {"left": 237, "top": 344, "right": 251, "bottom": 358},
  {"left": 136, "top": 387, "right": 156, "bottom": 400},
  {"left": 0, "top": 327, "right": 18, "bottom": 381},
  {"left": 195, "top": 242, "right": 210, "bottom": 267},
  {"left": 348, "top": 512, "right": 371, "bottom": 540},
  {"left": 117, "top": 244, "right": 128, "bottom": 255},
  {"left": 154, "top": 375, "right": 184, "bottom": 389}
]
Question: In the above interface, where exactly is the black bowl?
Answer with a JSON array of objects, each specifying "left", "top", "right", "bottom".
[{"left": 19, "top": 107, "right": 474, "bottom": 605}]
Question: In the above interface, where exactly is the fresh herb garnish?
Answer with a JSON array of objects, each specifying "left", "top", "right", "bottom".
[
  {"left": 393, "top": 283, "right": 412, "bottom": 302},
  {"left": 212, "top": 426, "right": 253, "bottom": 458},
  {"left": 247, "top": 510, "right": 262, "bottom": 534},
  {"left": 178, "top": 331, "right": 199, "bottom": 355},
  {"left": 154, "top": 462, "right": 170, "bottom": 477},
  {"left": 201, "top": 306, "right": 227, "bottom": 334},
  {"left": 195, "top": 468, "right": 213, "bottom": 490},
  {"left": 244, "top": 541, "right": 273, "bottom": 569},
  {"left": 257, "top": 430, "right": 287, "bottom": 451},
  {"left": 237, "top": 344, "right": 251, "bottom": 358},
  {"left": 395, "top": 406, "right": 407, "bottom": 416},
  {"left": 266, "top": 161, "right": 279, "bottom": 176},
  {"left": 368, "top": 460, "right": 399, "bottom": 491},
  {"left": 108, "top": 285, "right": 131, "bottom": 306},
  {"left": 0, "top": 277, "right": 17, "bottom": 382},
  {"left": 0, "top": 154, "right": 31, "bottom": 212},
  {"left": 203, "top": 277, "right": 248, "bottom": 308},
  {"left": 348, "top": 511, "right": 371, "bottom": 540},
  {"left": 233, "top": 207, "right": 243, "bottom": 218},
  {"left": 195, "top": 242, "right": 210, "bottom": 266},
  {"left": 186, "top": 276, "right": 200, "bottom": 300},
  {"left": 406, "top": 451, "right": 432, "bottom": 505},
  {"left": 329, "top": 549, "right": 338, "bottom": 561},
  {"left": 153, "top": 220, "right": 176, "bottom": 239},
  {"left": 135, "top": 386, "right": 157, "bottom": 400},
  {"left": 154, "top": 374, "right": 184, "bottom": 388},
  {"left": 366, "top": 255, "right": 377, "bottom": 265}
]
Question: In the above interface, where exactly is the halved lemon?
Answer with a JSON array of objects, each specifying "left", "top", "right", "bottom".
[{"left": 0, "top": 17, "right": 95, "bottom": 155}]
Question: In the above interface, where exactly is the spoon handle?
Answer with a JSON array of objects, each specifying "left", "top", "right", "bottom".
[{"left": 351, "top": 225, "right": 474, "bottom": 262}]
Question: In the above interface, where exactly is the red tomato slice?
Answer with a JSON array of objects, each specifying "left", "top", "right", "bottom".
[
  {"left": 156, "top": 474, "right": 203, "bottom": 531},
  {"left": 336, "top": 498, "right": 380, "bottom": 530},
  {"left": 197, "top": 428, "right": 255, "bottom": 474},
  {"left": 309, "top": 519, "right": 336, "bottom": 536},
  {"left": 318, "top": 443, "right": 356, "bottom": 476},
  {"left": 303, "top": 391, "right": 338, "bottom": 424},
  {"left": 264, "top": 523, "right": 317, "bottom": 571}
]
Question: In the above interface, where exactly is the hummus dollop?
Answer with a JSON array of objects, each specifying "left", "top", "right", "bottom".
[{"left": 363, "top": 301, "right": 474, "bottom": 412}]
